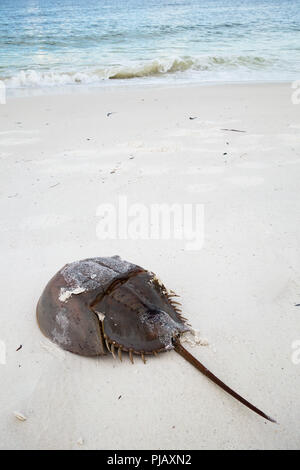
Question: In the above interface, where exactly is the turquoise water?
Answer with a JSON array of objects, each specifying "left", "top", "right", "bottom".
[{"left": 1, "top": 0, "right": 300, "bottom": 88}]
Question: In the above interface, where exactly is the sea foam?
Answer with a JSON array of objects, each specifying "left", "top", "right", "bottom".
[{"left": 4, "top": 55, "right": 273, "bottom": 88}]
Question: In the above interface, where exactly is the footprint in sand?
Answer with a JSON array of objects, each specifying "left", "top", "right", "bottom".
[
  {"left": 57, "top": 149, "right": 97, "bottom": 158},
  {"left": 0, "top": 130, "right": 40, "bottom": 146},
  {"left": 185, "top": 166, "right": 224, "bottom": 175},
  {"left": 236, "top": 161, "right": 269, "bottom": 169},
  {"left": 226, "top": 176, "right": 264, "bottom": 187},
  {"left": 19, "top": 214, "right": 72, "bottom": 231},
  {"left": 196, "top": 166, "right": 225, "bottom": 175},
  {"left": 187, "top": 183, "right": 217, "bottom": 193}
]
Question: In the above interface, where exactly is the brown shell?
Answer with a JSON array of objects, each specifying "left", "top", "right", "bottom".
[
  {"left": 36, "top": 256, "right": 276, "bottom": 422},
  {"left": 36, "top": 256, "right": 190, "bottom": 358}
]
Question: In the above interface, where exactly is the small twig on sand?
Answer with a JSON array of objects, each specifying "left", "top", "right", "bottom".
[{"left": 221, "top": 128, "right": 246, "bottom": 133}]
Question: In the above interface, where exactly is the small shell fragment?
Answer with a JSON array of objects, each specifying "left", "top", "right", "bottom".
[{"left": 14, "top": 411, "right": 27, "bottom": 421}]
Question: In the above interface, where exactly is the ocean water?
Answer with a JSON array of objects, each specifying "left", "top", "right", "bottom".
[{"left": 1, "top": 0, "right": 300, "bottom": 89}]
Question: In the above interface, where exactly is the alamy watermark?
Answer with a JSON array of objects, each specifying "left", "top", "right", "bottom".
[
  {"left": 291, "top": 340, "right": 300, "bottom": 365},
  {"left": 96, "top": 196, "right": 204, "bottom": 251},
  {"left": 0, "top": 80, "right": 6, "bottom": 104},
  {"left": 291, "top": 80, "right": 300, "bottom": 105},
  {"left": 0, "top": 340, "right": 6, "bottom": 365}
]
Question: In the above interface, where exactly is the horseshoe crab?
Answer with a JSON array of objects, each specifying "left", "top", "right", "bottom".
[{"left": 36, "top": 255, "right": 275, "bottom": 423}]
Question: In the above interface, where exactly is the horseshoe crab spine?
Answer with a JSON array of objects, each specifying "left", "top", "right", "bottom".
[{"left": 173, "top": 338, "right": 276, "bottom": 423}]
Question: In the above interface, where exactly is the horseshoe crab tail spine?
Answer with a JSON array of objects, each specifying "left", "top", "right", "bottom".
[{"left": 174, "top": 339, "right": 276, "bottom": 423}]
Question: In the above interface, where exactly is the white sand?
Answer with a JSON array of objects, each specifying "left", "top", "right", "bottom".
[{"left": 0, "top": 82, "right": 300, "bottom": 449}]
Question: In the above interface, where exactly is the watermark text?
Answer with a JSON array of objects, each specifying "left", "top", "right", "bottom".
[
  {"left": 291, "top": 339, "right": 300, "bottom": 365},
  {"left": 0, "top": 340, "right": 6, "bottom": 365},
  {"left": 96, "top": 196, "right": 204, "bottom": 251}
]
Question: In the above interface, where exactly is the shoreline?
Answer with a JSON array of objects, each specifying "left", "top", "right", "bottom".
[{"left": 5, "top": 78, "right": 296, "bottom": 100}]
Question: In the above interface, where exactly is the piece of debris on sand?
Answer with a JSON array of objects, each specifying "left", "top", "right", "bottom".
[{"left": 14, "top": 411, "right": 27, "bottom": 421}]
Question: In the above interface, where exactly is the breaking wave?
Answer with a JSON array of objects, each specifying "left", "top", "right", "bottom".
[{"left": 3, "top": 55, "right": 273, "bottom": 88}]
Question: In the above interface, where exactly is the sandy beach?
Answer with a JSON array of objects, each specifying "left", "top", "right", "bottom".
[{"left": 1, "top": 82, "right": 300, "bottom": 449}]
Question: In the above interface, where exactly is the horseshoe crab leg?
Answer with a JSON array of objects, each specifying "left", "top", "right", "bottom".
[{"left": 174, "top": 339, "right": 276, "bottom": 423}]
